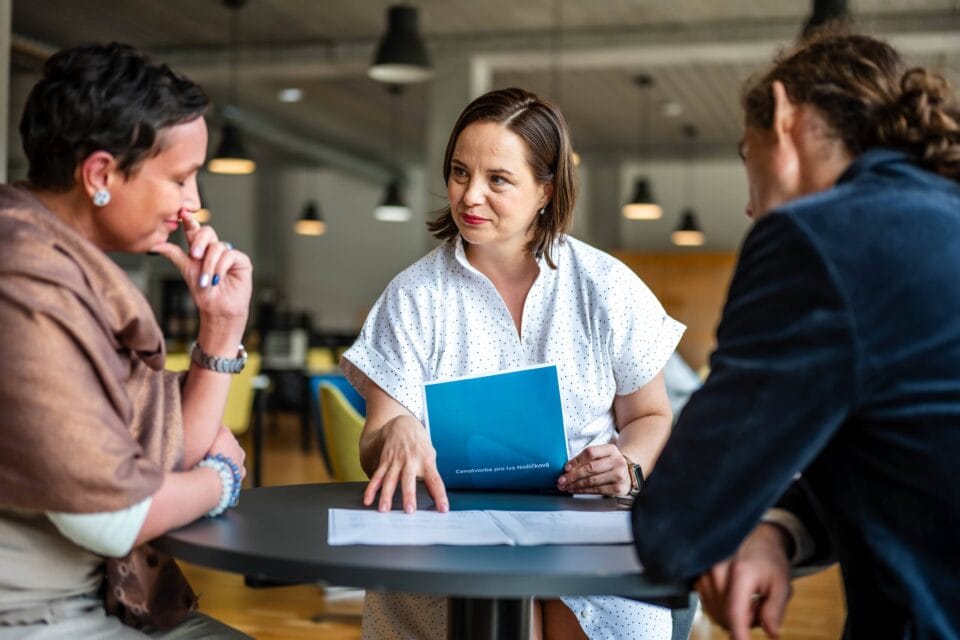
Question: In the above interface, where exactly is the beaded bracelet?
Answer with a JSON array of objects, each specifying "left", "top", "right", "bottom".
[{"left": 197, "top": 453, "right": 242, "bottom": 517}]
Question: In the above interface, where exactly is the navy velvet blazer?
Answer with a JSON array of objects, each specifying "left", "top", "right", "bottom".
[{"left": 632, "top": 149, "right": 960, "bottom": 639}]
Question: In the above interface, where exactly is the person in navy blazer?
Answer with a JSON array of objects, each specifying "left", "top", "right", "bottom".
[{"left": 631, "top": 28, "right": 960, "bottom": 640}]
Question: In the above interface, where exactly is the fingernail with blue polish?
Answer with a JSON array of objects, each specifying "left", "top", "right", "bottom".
[
  {"left": 212, "top": 274, "right": 221, "bottom": 286},
  {"left": 199, "top": 273, "right": 210, "bottom": 288}
]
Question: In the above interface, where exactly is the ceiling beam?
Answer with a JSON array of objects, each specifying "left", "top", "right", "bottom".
[
  {"left": 218, "top": 106, "right": 393, "bottom": 184},
  {"left": 10, "top": 34, "right": 394, "bottom": 185},
  {"left": 139, "top": 13, "right": 960, "bottom": 82}
]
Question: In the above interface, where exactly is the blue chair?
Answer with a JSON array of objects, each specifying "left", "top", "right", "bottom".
[{"left": 309, "top": 374, "right": 365, "bottom": 473}]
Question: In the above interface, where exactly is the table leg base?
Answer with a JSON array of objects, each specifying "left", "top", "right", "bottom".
[{"left": 448, "top": 596, "right": 533, "bottom": 640}]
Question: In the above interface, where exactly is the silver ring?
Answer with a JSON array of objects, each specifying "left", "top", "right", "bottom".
[{"left": 222, "top": 241, "right": 234, "bottom": 251}]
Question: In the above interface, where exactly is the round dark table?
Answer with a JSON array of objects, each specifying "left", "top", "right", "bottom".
[{"left": 155, "top": 482, "right": 689, "bottom": 640}]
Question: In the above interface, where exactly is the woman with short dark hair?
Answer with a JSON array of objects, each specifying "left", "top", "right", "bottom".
[
  {"left": 0, "top": 42, "right": 252, "bottom": 638},
  {"left": 343, "top": 87, "right": 683, "bottom": 639}
]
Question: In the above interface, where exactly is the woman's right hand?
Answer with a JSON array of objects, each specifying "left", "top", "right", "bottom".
[
  {"left": 151, "top": 214, "right": 252, "bottom": 343},
  {"left": 363, "top": 415, "right": 448, "bottom": 514}
]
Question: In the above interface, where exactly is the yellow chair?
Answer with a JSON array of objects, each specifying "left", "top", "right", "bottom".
[
  {"left": 318, "top": 382, "right": 367, "bottom": 481},
  {"left": 164, "top": 351, "right": 191, "bottom": 373},
  {"left": 165, "top": 351, "right": 262, "bottom": 436},
  {"left": 306, "top": 346, "right": 337, "bottom": 373},
  {"left": 311, "top": 386, "right": 369, "bottom": 620}
]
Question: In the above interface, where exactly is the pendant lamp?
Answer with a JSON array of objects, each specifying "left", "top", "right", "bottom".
[
  {"left": 672, "top": 209, "right": 705, "bottom": 247},
  {"left": 375, "top": 180, "right": 412, "bottom": 222},
  {"left": 672, "top": 124, "right": 705, "bottom": 247},
  {"left": 209, "top": 123, "right": 255, "bottom": 175},
  {"left": 375, "top": 85, "right": 412, "bottom": 222},
  {"left": 623, "top": 178, "right": 662, "bottom": 221},
  {"left": 803, "top": 0, "right": 849, "bottom": 37},
  {"left": 369, "top": 5, "right": 432, "bottom": 84},
  {"left": 295, "top": 201, "right": 327, "bottom": 236},
  {"left": 622, "top": 74, "right": 661, "bottom": 220},
  {"left": 209, "top": 0, "right": 255, "bottom": 175}
]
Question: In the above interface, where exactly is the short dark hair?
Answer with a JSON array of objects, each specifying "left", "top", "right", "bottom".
[
  {"left": 20, "top": 42, "right": 210, "bottom": 190},
  {"left": 428, "top": 87, "right": 578, "bottom": 268},
  {"left": 742, "top": 27, "right": 959, "bottom": 181}
]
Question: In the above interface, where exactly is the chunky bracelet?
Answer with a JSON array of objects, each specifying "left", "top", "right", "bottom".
[
  {"left": 197, "top": 453, "right": 242, "bottom": 517},
  {"left": 190, "top": 341, "right": 248, "bottom": 374}
]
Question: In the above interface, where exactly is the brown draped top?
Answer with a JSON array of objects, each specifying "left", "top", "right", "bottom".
[{"left": 0, "top": 184, "right": 194, "bottom": 628}]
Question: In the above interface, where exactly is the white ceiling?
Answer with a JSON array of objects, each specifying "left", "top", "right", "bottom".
[{"left": 10, "top": 0, "right": 960, "bottom": 175}]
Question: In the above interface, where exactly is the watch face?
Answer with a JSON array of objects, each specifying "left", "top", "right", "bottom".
[{"left": 630, "top": 464, "right": 644, "bottom": 492}]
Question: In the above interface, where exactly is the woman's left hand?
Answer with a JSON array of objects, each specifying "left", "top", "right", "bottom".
[
  {"left": 207, "top": 424, "right": 247, "bottom": 480},
  {"left": 150, "top": 214, "right": 252, "bottom": 327},
  {"left": 556, "top": 444, "right": 631, "bottom": 496}
]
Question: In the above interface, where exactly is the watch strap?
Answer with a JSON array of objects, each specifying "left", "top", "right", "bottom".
[
  {"left": 622, "top": 453, "right": 645, "bottom": 497},
  {"left": 189, "top": 341, "right": 248, "bottom": 374}
]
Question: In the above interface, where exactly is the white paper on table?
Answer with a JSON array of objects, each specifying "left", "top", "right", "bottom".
[
  {"left": 328, "top": 509, "right": 513, "bottom": 546},
  {"left": 488, "top": 510, "right": 633, "bottom": 546},
  {"left": 328, "top": 508, "right": 632, "bottom": 546}
]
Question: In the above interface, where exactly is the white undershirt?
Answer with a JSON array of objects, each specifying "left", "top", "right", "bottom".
[{"left": 47, "top": 496, "right": 152, "bottom": 558}]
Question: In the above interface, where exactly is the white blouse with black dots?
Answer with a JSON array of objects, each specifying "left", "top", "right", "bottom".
[{"left": 343, "top": 235, "right": 684, "bottom": 640}]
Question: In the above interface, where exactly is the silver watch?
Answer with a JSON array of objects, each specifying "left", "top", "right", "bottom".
[{"left": 189, "top": 341, "right": 248, "bottom": 374}]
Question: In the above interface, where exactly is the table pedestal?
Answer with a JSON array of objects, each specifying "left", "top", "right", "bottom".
[{"left": 448, "top": 597, "right": 533, "bottom": 640}]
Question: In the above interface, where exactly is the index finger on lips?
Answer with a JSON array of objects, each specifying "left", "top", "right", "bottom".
[{"left": 180, "top": 212, "right": 202, "bottom": 234}]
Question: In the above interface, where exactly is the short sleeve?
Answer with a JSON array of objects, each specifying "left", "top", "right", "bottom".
[
  {"left": 342, "top": 275, "right": 437, "bottom": 420},
  {"left": 605, "top": 261, "right": 685, "bottom": 395}
]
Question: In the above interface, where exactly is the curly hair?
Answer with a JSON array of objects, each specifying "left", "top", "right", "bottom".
[
  {"left": 20, "top": 42, "right": 210, "bottom": 190},
  {"left": 428, "top": 87, "right": 578, "bottom": 268},
  {"left": 742, "top": 28, "right": 959, "bottom": 181}
]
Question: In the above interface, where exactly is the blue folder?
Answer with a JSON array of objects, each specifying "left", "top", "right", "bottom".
[{"left": 424, "top": 364, "right": 569, "bottom": 491}]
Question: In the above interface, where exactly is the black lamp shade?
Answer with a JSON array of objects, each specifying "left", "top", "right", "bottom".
[
  {"left": 295, "top": 201, "right": 327, "bottom": 236},
  {"left": 369, "top": 5, "right": 432, "bottom": 83},
  {"left": 622, "top": 178, "right": 662, "bottom": 220},
  {"left": 208, "top": 123, "right": 256, "bottom": 174},
  {"left": 671, "top": 208, "right": 705, "bottom": 246},
  {"left": 803, "top": 0, "right": 848, "bottom": 36},
  {"left": 374, "top": 179, "right": 412, "bottom": 221}
]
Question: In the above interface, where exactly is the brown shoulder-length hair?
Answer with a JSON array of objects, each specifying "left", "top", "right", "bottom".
[
  {"left": 742, "top": 26, "right": 960, "bottom": 181},
  {"left": 427, "top": 87, "right": 578, "bottom": 268}
]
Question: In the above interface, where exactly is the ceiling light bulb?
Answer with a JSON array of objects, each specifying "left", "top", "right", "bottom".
[{"left": 277, "top": 87, "right": 303, "bottom": 103}]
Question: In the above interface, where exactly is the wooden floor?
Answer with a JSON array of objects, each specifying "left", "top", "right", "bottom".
[{"left": 179, "top": 414, "right": 846, "bottom": 639}]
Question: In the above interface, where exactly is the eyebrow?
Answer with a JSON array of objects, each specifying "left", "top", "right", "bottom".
[{"left": 449, "top": 160, "right": 517, "bottom": 177}]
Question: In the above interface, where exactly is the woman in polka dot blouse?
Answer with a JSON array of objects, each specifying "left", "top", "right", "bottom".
[{"left": 342, "top": 87, "right": 685, "bottom": 640}]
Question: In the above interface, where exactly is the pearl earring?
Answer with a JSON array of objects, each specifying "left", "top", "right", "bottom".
[
  {"left": 92, "top": 188, "right": 111, "bottom": 207},
  {"left": 539, "top": 207, "right": 546, "bottom": 216}
]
